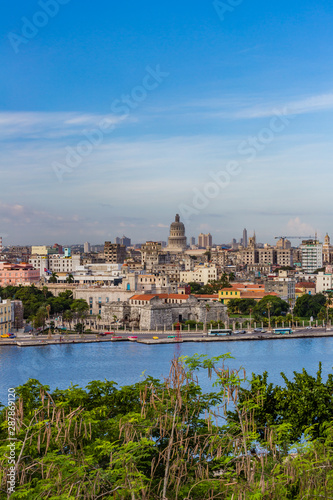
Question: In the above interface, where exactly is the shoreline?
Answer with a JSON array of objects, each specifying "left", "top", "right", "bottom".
[{"left": 1, "top": 329, "right": 333, "bottom": 347}]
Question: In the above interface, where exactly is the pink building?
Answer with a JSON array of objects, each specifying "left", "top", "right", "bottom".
[{"left": 0, "top": 262, "right": 40, "bottom": 286}]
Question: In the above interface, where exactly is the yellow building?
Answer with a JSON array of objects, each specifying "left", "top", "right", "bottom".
[
  {"left": 0, "top": 299, "right": 12, "bottom": 335},
  {"left": 31, "top": 245, "right": 49, "bottom": 256},
  {"left": 218, "top": 288, "right": 241, "bottom": 304},
  {"left": 218, "top": 284, "right": 277, "bottom": 304}
]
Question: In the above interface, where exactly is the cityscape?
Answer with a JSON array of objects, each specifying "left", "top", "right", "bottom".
[
  {"left": 0, "top": 213, "right": 331, "bottom": 335},
  {"left": 2, "top": 0, "right": 333, "bottom": 497}
]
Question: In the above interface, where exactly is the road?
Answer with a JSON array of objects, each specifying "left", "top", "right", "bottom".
[{"left": 0, "top": 328, "right": 331, "bottom": 346}]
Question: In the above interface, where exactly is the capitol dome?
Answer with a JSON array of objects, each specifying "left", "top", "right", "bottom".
[{"left": 167, "top": 214, "right": 187, "bottom": 252}]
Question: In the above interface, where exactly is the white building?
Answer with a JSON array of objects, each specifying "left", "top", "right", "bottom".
[
  {"left": 58, "top": 263, "right": 124, "bottom": 286},
  {"left": 180, "top": 264, "right": 218, "bottom": 285},
  {"left": 0, "top": 298, "right": 12, "bottom": 335},
  {"left": 300, "top": 240, "right": 323, "bottom": 273},
  {"left": 316, "top": 271, "right": 333, "bottom": 293},
  {"left": 29, "top": 254, "right": 81, "bottom": 277}
]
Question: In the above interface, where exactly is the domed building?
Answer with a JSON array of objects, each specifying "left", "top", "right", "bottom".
[{"left": 167, "top": 214, "right": 187, "bottom": 252}]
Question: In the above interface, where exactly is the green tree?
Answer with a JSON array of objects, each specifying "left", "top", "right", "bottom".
[
  {"left": 293, "top": 293, "right": 326, "bottom": 319},
  {"left": 48, "top": 272, "right": 58, "bottom": 284},
  {"left": 254, "top": 295, "right": 289, "bottom": 318}
]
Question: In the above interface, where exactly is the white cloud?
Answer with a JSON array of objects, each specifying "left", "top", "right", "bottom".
[
  {"left": 286, "top": 217, "right": 316, "bottom": 237},
  {"left": 0, "top": 111, "right": 126, "bottom": 140}
]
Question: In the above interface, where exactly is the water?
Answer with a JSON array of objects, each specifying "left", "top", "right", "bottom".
[{"left": 1, "top": 338, "right": 333, "bottom": 405}]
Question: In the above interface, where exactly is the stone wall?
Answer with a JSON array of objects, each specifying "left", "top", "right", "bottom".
[{"left": 100, "top": 295, "right": 227, "bottom": 330}]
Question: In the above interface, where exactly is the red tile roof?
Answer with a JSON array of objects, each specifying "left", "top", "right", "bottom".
[{"left": 297, "top": 282, "right": 316, "bottom": 288}]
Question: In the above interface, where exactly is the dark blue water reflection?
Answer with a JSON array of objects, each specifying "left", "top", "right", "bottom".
[{"left": 1, "top": 338, "right": 333, "bottom": 404}]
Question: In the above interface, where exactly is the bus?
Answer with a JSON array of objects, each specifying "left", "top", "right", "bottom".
[
  {"left": 208, "top": 329, "right": 233, "bottom": 336},
  {"left": 273, "top": 328, "right": 293, "bottom": 335}
]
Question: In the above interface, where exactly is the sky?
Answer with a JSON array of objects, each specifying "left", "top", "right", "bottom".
[{"left": 1, "top": 0, "right": 333, "bottom": 245}]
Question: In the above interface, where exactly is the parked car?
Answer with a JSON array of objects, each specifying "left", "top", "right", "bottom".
[{"left": 253, "top": 328, "right": 267, "bottom": 333}]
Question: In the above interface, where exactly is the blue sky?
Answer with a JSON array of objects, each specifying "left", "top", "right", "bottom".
[{"left": 1, "top": 0, "right": 333, "bottom": 245}]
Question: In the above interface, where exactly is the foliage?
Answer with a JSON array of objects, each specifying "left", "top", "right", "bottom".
[
  {"left": 0, "top": 284, "right": 82, "bottom": 321},
  {"left": 191, "top": 273, "right": 232, "bottom": 295},
  {"left": 253, "top": 295, "right": 289, "bottom": 318},
  {"left": 227, "top": 298, "right": 257, "bottom": 315},
  {"left": 293, "top": 293, "right": 326, "bottom": 319},
  {"left": 2, "top": 358, "right": 333, "bottom": 498}
]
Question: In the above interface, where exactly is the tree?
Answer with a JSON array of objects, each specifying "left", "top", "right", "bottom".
[
  {"left": 65, "top": 273, "right": 74, "bottom": 283},
  {"left": 293, "top": 293, "right": 326, "bottom": 319},
  {"left": 33, "top": 306, "right": 48, "bottom": 332},
  {"left": 254, "top": 295, "right": 289, "bottom": 318},
  {"left": 48, "top": 272, "right": 58, "bottom": 284},
  {"left": 3, "top": 358, "right": 333, "bottom": 498},
  {"left": 63, "top": 310, "right": 74, "bottom": 333},
  {"left": 70, "top": 299, "right": 89, "bottom": 327}
]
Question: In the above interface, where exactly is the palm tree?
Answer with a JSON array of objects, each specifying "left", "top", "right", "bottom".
[
  {"left": 70, "top": 300, "right": 89, "bottom": 334},
  {"left": 49, "top": 272, "right": 58, "bottom": 284},
  {"left": 63, "top": 310, "right": 74, "bottom": 334},
  {"left": 46, "top": 304, "right": 51, "bottom": 339},
  {"left": 324, "top": 292, "right": 333, "bottom": 327},
  {"left": 65, "top": 274, "right": 74, "bottom": 284},
  {"left": 266, "top": 301, "right": 272, "bottom": 330}
]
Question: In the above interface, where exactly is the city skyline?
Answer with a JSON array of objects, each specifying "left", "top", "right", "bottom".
[{"left": 2, "top": 1, "right": 333, "bottom": 243}]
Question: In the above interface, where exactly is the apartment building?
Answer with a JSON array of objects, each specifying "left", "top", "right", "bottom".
[
  {"left": 0, "top": 262, "right": 40, "bottom": 286},
  {"left": 0, "top": 299, "right": 12, "bottom": 335}
]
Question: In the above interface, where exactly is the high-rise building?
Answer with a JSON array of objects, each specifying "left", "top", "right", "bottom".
[
  {"left": 198, "top": 233, "right": 212, "bottom": 248},
  {"left": 120, "top": 236, "right": 131, "bottom": 247},
  {"left": 0, "top": 237, "right": 2, "bottom": 254},
  {"left": 104, "top": 242, "right": 127, "bottom": 263},
  {"left": 190, "top": 237, "right": 195, "bottom": 246},
  {"left": 114, "top": 236, "right": 131, "bottom": 247},
  {"left": 84, "top": 242, "right": 91, "bottom": 253},
  {"left": 243, "top": 228, "right": 248, "bottom": 248},
  {"left": 300, "top": 239, "right": 323, "bottom": 273}
]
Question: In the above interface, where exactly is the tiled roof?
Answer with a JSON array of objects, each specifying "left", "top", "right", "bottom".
[{"left": 130, "top": 293, "right": 189, "bottom": 302}]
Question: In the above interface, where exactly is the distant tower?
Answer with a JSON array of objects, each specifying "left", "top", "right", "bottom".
[
  {"left": 167, "top": 214, "right": 187, "bottom": 252},
  {"left": 0, "top": 236, "right": 2, "bottom": 253},
  {"left": 84, "top": 242, "right": 91, "bottom": 253},
  {"left": 248, "top": 231, "right": 256, "bottom": 249},
  {"left": 190, "top": 237, "right": 195, "bottom": 246},
  {"left": 243, "top": 228, "right": 248, "bottom": 248}
]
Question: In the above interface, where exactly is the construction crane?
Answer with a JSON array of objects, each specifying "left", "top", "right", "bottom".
[
  {"left": 275, "top": 235, "right": 317, "bottom": 246},
  {"left": 275, "top": 236, "right": 315, "bottom": 240}
]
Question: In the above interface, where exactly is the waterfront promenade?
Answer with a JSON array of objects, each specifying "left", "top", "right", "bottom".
[{"left": 1, "top": 328, "right": 333, "bottom": 346}]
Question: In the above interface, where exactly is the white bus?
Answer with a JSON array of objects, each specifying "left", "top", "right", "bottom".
[
  {"left": 273, "top": 328, "right": 293, "bottom": 335},
  {"left": 208, "top": 329, "right": 233, "bottom": 336}
]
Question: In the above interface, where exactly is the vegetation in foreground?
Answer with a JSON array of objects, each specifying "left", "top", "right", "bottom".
[{"left": 1, "top": 356, "right": 333, "bottom": 499}]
